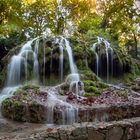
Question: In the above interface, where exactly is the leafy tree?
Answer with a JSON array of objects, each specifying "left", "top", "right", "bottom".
[{"left": 97, "top": 0, "right": 140, "bottom": 56}]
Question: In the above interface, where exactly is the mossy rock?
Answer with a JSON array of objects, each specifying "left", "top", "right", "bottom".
[
  {"left": 60, "top": 83, "right": 69, "bottom": 91},
  {"left": 80, "top": 69, "right": 98, "bottom": 81},
  {"left": 76, "top": 59, "right": 87, "bottom": 70},
  {"left": 21, "top": 84, "right": 39, "bottom": 91},
  {"left": 45, "top": 47, "right": 52, "bottom": 55},
  {"left": 73, "top": 46, "right": 85, "bottom": 58},
  {"left": 97, "top": 82, "right": 109, "bottom": 88},
  {"left": 28, "top": 102, "right": 46, "bottom": 123},
  {"left": 13, "top": 89, "right": 27, "bottom": 96},
  {"left": 83, "top": 80, "right": 96, "bottom": 87},
  {"left": 1, "top": 96, "right": 47, "bottom": 123},
  {"left": 84, "top": 86, "right": 100, "bottom": 95},
  {"left": 1, "top": 98, "right": 26, "bottom": 121},
  {"left": 131, "top": 85, "right": 140, "bottom": 92},
  {"left": 1, "top": 85, "right": 47, "bottom": 123},
  {"left": 84, "top": 93, "right": 95, "bottom": 97}
]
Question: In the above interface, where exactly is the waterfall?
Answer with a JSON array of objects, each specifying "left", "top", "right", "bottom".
[
  {"left": 0, "top": 38, "right": 40, "bottom": 104},
  {"left": 33, "top": 39, "right": 40, "bottom": 82},
  {"left": 50, "top": 51, "right": 53, "bottom": 74},
  {"left": 92, "top": 37, "right": 113, "bottom": 82},
  {"left": 59, "top": 45, "right": 64, "bottom": 82},
  {"left": 7, "top": 55, "right": 24, "bottom": 86},
  {"left": 92, "top": 43, "right": 99, "bottom": 77},
  {"left": 46, "top": 88, "right": 77, "bottom": 124},
  {"left": 64, "top": 38, "right": 79, "bottom": 75},
  {"left": 102, "top": 37, "right": 113, "bottom": 82},
  {"left": 56, "top": 36, "right": 79, "bottom": 82},
  {"left": 43, "top": 43, "right": 46, "bottom": 84}
]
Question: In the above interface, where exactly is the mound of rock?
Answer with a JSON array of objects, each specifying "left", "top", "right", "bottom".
[{"left": 1, "top": 85, "right": 48, "bottom": 123}]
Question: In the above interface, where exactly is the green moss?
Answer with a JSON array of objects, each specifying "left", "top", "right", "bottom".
[
  {"left": 13, "top": 101, "right": 26, "bottom": 121},
  {"left": 83, "top": 80, "right": 96, "bottom": 87},
  {"left": 46, "top": 47, "right": 52, "bottom": 54},
  {"left": 73, "top": 46, "right": 84, "bottom": 57},
  {"left": 84, "top": 93, "right": 95, "bottom": 97},
  {"left": 76, "top": 59, "right": 86, "bottom": 70},
  {"left": 21, "top": 84, "right": 39, "bottom": 90},
  {"left": 80, "top": 69, "right": 98, "bottom": 81},
  {"left": 13, "top": 89, "right": 27, "bottom": 96},
  {"left": 97, "top": 82, "right": 109, "bottom": 88},
  {"left": 2, "top": 98, "right": 12, "bottom": 107},
  {"left": 1, "top": 98, "right": 13, "bottom": 120},
  {"left": 84, "top": 86, "right": 100, "bottom": 94},
  {"left": 29, "top": 103, "right": 45, "bottom": 123}
]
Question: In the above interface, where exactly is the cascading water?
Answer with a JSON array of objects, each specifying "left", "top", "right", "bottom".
[
  {"left": 45, "top": 87, "right": 77, "bottom": 124},
  {"left": 54, "top": 37, "right": 79, "bottom": 77},
  {"left": 7, "top": 55, "right": 24, "bottom": 86},
  {"left": 92, "top": 37, "right": 113, "bottom": 82},
  {"left": 55, "top": 37, "right": 64, "bottom": 82},
  {"left": 50, "top": 51, "right": 53, "bottom": 74},
  {"left": 59, "top": 45, "right": 64, "bottom": 82},
  {"left": 43, "top": 42, "right": 46, "bottom": 84},
  {"left": 33, "top": 39, "right": 40, "bottom": 82},
  {"left": 101, "top": 37, "right": 113, "bottom": 82},
  {"left": 0, "top": 38, "right": 40, "bottom": 105},
  {"left": 55, "top": 36, "right": 80, "bottom": 95},
  {"left": 92, "top": 43, "right": 99, "bottom": 77}
]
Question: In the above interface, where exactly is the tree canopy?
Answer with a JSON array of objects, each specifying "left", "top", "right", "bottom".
[{"left": 0, "top": 0, "right": 139, "bottom": 57}]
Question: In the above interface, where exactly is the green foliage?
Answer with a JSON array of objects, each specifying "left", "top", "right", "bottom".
[{"left": 0, "top": 31, "right": 26, "bottom": 50}]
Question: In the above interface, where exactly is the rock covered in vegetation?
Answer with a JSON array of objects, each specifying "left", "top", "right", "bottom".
[
  {"left": 1, "top": 85, "right": 47, "bottom": 123},
  {"left": 131, "top": 78, "right": 140, "bottom": 92}
]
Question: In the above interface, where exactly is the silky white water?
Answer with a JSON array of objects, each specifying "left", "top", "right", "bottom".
[
  {"left": 44, "top": 87, "right": 77, "bottom": 124},
  {"left": 92, "top": 37, "right": 113, "bottom": 82},
  {"left": 92, "top": 43, "right": 99, "bottom": 77},
  {"left": 55, "top": 36, "right": 80, "bottom": 82}
]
